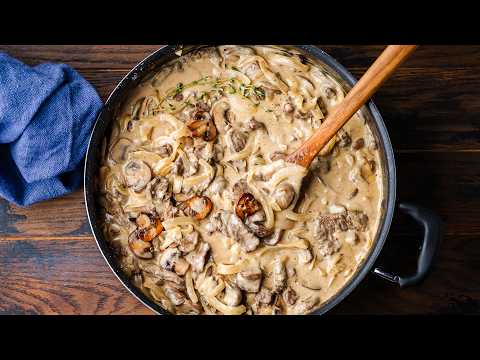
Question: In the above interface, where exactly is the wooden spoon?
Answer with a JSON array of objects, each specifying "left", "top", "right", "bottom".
[{"left": 286, "top": 45, "right": 417, "bottom": 168}]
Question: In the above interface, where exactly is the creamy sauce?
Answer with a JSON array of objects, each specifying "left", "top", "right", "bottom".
[{"left": 97, "top": 46, "right": 384, "bottom": 315}]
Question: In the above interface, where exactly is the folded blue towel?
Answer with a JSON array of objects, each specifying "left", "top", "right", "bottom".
[{"left": 0, "top": 52, "right": 103, "bottom": 206}]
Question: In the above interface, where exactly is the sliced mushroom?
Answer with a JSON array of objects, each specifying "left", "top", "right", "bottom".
[
  {"left": 223, "top": 283, "right": 242, "bottom": 306},
  {"left": 245, "top": 210, "right": 273, "bottom": 238},
  {"left": 186, "top": 242, "right": 210, "bottom": 273},
  {"left": 211, "top": 211, "right": 260, "bottom": 252},
  {"left": 173, "top": 257, "right": 190, "bottom": 276},
  {"left": 247, "top": 118, "right": 265, "bottom": 131},
  {"left": 255, "top": 288, "right": 273, "bottom": 305},
  {"left": 143, "top": 265, "right": 184, "bottom": 285},
  {"left": 128, "top": 231, "right": 154, "bottom": 259},
  {"left": 272, "top": 183, "right": 295, "bottom": 210},
  {"left": 232, "top": 179, "right": 249, "bottom": 199},
  {"left": 187, "top": 111, "right": 217, "bottom": 141},
  {"left": 157, "top": 143, "right": 173, "bottom": 157},
  {"left": 243, "top": 62, "right": 261, "bottom": 80},
  {"left": 124, "top": 160, "right": 152, "bottom": 192},
  {"left": 229, "top": 129, "right": 248, "bottom": 152},
  {"left": 282, "top": 287, "right": 298, "bottom": 306},
  {"left": 324, "top": 86, "right": 337, "bottom": 100},
  {"left": 298, "top": 248, "right": 313, "bottom": 264},
  {"left": 194, "top": 141, "right": 215, "bottom": 162},
  {"left": 262, "top": 229, "right": 284, "bottom": 246},
  {"left": 150, "top": 176, "right": 170, "bottom": 201},
  {"left": 110, "top": 138, "right": 133, "bottom": 163},
  {"left": 235, "top": 193, "right": 261, "bottom": 221},
  {"left": 178, "top": 230, "right": 199, "bottom": 253},
  {"left": 159, "top": 247, "right": 181, "bottom": 271},
  {"left": 163, "top": 282, "right": 186, "bottom": 306},
  {"left": 271, "top": 257, "right": 287, "bottom": 293},
  {"left": 182, "top": 195, "right": 213, "bottom": 220},
  {"left": 171, "top": 156, "right": 184, "bottom": 176},
  {"left": 236, "top": 268, "right": 262, "bottom": 293}
]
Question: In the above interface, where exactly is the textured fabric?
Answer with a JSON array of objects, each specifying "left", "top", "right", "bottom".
[{"left": 0, "top": 52, "right": 102, "bottom": 206}]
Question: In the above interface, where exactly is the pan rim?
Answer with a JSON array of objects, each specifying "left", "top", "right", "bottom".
[{"left": 84, "top": 45, "right": 396, "bottom": 316}]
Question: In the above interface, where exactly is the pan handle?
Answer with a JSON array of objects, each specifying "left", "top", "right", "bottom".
[{"left": 373, "top": 202, "right": 443, "bottom": 287}]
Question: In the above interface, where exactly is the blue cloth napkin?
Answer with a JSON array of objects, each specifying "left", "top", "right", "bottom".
[{"left": 0, "top": 52, "right": 103, "bottom": 206}]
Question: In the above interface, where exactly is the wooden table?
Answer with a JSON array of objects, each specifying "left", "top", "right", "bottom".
[{"left": 0, "top": 45, "right": 479, "bottom": 315}]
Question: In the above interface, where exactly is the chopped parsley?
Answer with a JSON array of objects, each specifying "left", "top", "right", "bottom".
[{"left": 174, "top": 82, "right": 184, "bottom": 94}]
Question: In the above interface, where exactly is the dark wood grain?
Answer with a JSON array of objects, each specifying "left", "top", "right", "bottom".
[
  {"left": 0, "top": 45, "right": 478, "bottom": 315},
  {"left": 0, "top": 240, "right": 152, "bottom": 314}
]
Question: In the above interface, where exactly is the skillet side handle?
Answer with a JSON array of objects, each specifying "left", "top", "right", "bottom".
[{"left": 373, "top": 202, "right": 443, "bottom": 288}]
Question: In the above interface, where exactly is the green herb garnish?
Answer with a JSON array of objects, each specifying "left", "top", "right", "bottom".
[{"left": 174, "top": 82, "right": 184, "bottom": 94}]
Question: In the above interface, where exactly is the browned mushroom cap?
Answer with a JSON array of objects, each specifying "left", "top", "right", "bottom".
[
  {"left": 128, "top": 231, "right": 154, "bottom": 259},
  {"left": 183, "top": 196, "right": 213, "bottom": 220},
  {"left": 124, "top": 160, "right": 152, "bottom": 192},
  {"left": 187, "top": 111, "right": 217, "bottom": 142},
  {"left": 138, "top": 218, "right": 164, "bottom": 242},
  {"left": 138, "top": 227, "right": 157, "bottom": 243},
  {"left": 235, "top": 193, "right": 261, "bottom": 221}
]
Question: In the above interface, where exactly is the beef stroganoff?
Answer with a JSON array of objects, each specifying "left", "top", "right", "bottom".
[{"left": 97, "top": 46, "right": 383, "bottom": 315}]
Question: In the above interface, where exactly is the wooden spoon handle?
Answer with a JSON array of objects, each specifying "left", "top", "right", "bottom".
[{"left": 286, "top": 45, "right": 417, "bottom": 168}]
